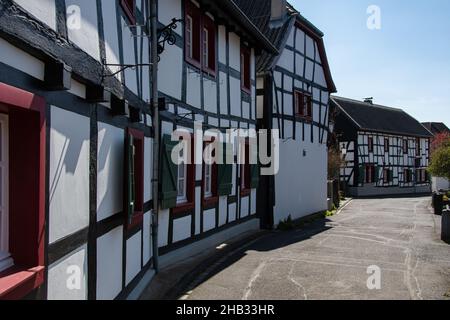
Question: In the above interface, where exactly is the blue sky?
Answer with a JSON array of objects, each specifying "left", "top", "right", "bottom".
[{"left": 291, "top": 0, "right": 450, "bottom": 126}]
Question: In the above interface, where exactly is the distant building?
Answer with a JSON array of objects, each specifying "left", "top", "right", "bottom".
[
  {"left": 331, "top": 96, "right": 433, "bottom": 197},
  {"left": 422, "top": 122, "right": 450, "bottom": 136}
]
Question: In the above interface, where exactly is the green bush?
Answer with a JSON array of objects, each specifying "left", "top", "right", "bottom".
[{"left": 278, "top": 215, "right": 295, "bottom": 231}]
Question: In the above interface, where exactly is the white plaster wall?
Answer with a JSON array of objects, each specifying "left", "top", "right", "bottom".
[
  {"left": 48, "top": 245, "right": 88, "bottom": 300},
  {"left": 186, "top": 68, "right": 201, "bottom": 108},
  {"left": 228, "top": 203, "right": 237, "bottom": 222},
  {"left": 158, "top": 209, "right": 170, "bottom": 247},
  {"left": 295, "top": 29, "right": 305, "bottom": 53},
  {"left": 228, "top": 32, "right": 241, "bottom": 71},
  {"left": 66, "top": 0, "right": 100, "bottom": 61},
  {"left": 159, "top": 44, "right": 183, "bottom": 100},
  {"left": 122, "top": 17, "right": 138, "bottom": 95},
  {"left": 204, "top": 78, "right": 218, "bottom": 113},
  {"left": 173, "top": 215, "right": 192, "bottom": 243},
  {"left": 305, "top": 35, "right": 315, "bottom": 59},
  {"left": 14, "top": 0, "right": 56, "bottom": 31},
  {"left": 97, "top": 123, "right": 124, "bottom": 222},
  {"left": 49, "top": 107, "right": 90, "bottom": 243},
  {"left": 101, "top": 0, "right": 122, "bottom": 81},
  {"left": 433, "top": 177, "right": 450, "bottom": 192},
  {"left": 158, "top": 0, "right": 182, "bottom": 35},
  {"left": 143, "top": 212, "right": 152, "bottom": 264},
  {"left": 218, "top": 197, "right": 227, "bottom": 226},
  {"left": 240, "top": 197, "right": 249, "bottom": 218},
  {"left": 274, "top": 140, "right": 327, "bottom": 225},
  {"left": 0, "top": 37, "right": 45, "bottom": 80},
  {"left": 251, "top": 189, "right": 257, "bottom": 215},
  {"left": 203, "top": 208, "right": 216, "bottom": 232},
  {"left": 126, "top": 231, "right": 142, "bottom": 285},
  {"left": 230, "top": 77, "right": 241, "bottom": 117},
  {"left": 97, "top": 226, "right": 123, "bottom": 300},
  {"left": 218, "top": 26, "right": 227, "bottom": 64},
  {"left": 219, "top": 72, "right": 228, "bottom": 115},
  {"left": 68, "top": 79, "right": 87, "bottom": 99},
  {"left": 277, "top": 49, "right": 294, "bottom": 71}
]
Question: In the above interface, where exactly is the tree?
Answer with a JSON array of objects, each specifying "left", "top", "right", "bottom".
[
  {"left": 328, "top": 146, "right": 344, "bottom": 180},
  {"left": 428, "top": 135, "right": 450, "bottom": 180},
  {"left": 431, "top": 132, "right": 450, "bottom": 154}
]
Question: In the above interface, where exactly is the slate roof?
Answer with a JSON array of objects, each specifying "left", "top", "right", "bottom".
[
  {"left": 233, "top": 0, "right": 296, "bottom": 73},
  {"left": 421, "top": 122, "right": 450, "bottom": 136},
  {"left": 331, "top": 96, "right": 433, "bottom": 138}
]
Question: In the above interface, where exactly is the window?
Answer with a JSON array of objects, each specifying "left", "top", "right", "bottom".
[
  {"left": 202, "top": 139, "right": 218, "bottom": 206},
  {"left": 384, "top": 138, "right": 389, "bottom": 152},
  {"left": 368, "top": 137, "right": 374, "bottom": 153},
  {"left": 185, "top": 1, "right": 216, "bottom": 75},
  {"left": 294, "top": 91, "right": 312, "bottom": 119},
  {"left": 177, "top": 158, "right": 187, "bottom": 204},
  {"left": 241, "top": 46, "right": 251, "bottom": 93},
  {"left": 383, "top": 168, "right": 392, "bottom": 184},
  {"left": 365, "top": 165, "right": 375, "bottom": 183},
  {"left": 120, "top": 0, "right": 136, "bottom": 24},
  {"left": 416, "top": 138, "right": 421, "bottom": 156},
  {"left": 0, "top": 114, "right": 12, "bottom": 273},
  {"left": 125, "top": 128, "right": 144, "bottom": 229},
  {"left": 404, "top": 169, "right": 412, "bottom": 183},
  {"left": 403, "top": 139, "right": 408, "bottom": 154},
  {"left": 415, "top": 169, "right": 428, "bottom": 183},
  {"left": 0, "top": 82, "right": 46, "bottom": 299}
]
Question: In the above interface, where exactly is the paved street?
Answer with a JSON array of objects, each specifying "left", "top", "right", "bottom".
[{"left": 181, "top": 197, "right": 450, "bottom": 300}]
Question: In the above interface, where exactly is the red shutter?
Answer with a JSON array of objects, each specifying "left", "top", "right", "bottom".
[{"left": 185, "top": 1, "right": 201, "bottom": 68}]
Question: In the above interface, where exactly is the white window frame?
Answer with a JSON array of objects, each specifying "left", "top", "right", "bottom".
[
  {"left": 186, "top": 15, "right": 193, "bottom": 59},
  {"left": 177, "top": 162, "right": 188, "bottom": 204},
  {"left": 204, "top": 163, "right": 213, "bottom": 198},
  {"left": 202, "top": 27, "right": 209, "bottom": 68},
  {"left": 0, "top": 114, "right": 12, "bottom": 272}
]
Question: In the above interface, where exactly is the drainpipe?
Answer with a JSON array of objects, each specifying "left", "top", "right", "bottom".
[{"left": 149, "top": 0, "right": 159, "bottom": 273}]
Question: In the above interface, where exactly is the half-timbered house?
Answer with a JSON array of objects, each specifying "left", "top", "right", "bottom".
[
  {"left": 331, "top": 96, "right": 433, "bottom": 197},
  {"left": 235, "top": 0, "right": 337, "bottom": 227},
  {"left": 0, "top": 0, "right": 277, "bottom": 300}
]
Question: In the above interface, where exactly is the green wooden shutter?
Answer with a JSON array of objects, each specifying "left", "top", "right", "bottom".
[
  {"left": 250, "top": 145, "right": 260, "bottom": 189},
  {"left": 375, "top": 166, "right": 381, "bottom": 183},
  {"left": 127, "top": 134, "right": 136, "bottom": 224},
  {"left": 358, "top": 165, "right": 365, "bottom": 185},
  {"left": 217, "top": 143, "right": 233, "bottom": 196},
  {"left": 160, "top": 135, "right": 179, "bottom": 209}
]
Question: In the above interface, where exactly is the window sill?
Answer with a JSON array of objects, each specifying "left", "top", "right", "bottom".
[
  {"left": 203, "top": 196, "right": 219, "bottom": 208},
  {"left": 240, "top": 189, "right": 251, "bottom": 197},
  {"left": 0, "top": 265, "right": 44, "bottom": 300},
  {"left": 173, "top": 201, "right": 195, "bottom": 214}
]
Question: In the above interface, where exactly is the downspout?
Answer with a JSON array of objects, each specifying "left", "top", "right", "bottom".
[{"left": 149, "top": 0, "right": 159, "bottom": 273}]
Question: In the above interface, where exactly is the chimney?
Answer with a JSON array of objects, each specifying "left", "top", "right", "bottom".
[{"left": 364, "top": 97, "right": 374, "bottom": 104}]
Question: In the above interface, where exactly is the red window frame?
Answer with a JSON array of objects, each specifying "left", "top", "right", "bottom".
[
  {"left": 403, "top": 139, "right": 408, "bottom": 154},
  {"left": 202, "top": 139, "right": 218, "bottom": 207},
  {"left": 184, "top": 1, "right": 216, "bottom": 76},
  {"left": 0, "top": 82, "right": 46, "bottom": 300},
  {"left": 125, "top": 128, "right": 144, "bottom": 230},
  {"left": 173, "top": 135, "right": 196, "bottom": 214},
  {"left": 241, "top": 46, "right": 251, "bottom": 93},
  {"left": 240, "top": 140, "right": 252, "bottom": 197},
  {"left": 415, "top": 138, "right": 421, "bottom": 156},
  {"left": 294, "top": 90, "right": 312, "bottom": 120},
  {"left": 368, "top": 137, "right": 374, "bottom": 153},
  {"left": 383, "top": 168, "right": 390, "bottom": 184},
  {"left": 120, "top": 0, "right": 136, "bottom": 25},
  {"left": 384, "top": 138, "right": 389, "bottom": 152},
  {"left": 365, "top": 164, "right": 375, "bottom": 183}
]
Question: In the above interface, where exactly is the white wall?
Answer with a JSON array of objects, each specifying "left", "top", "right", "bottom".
[
  {"left": 14, "top": 0, "right": 56, "bottom": 31},
  {"left": 97, "top": 123, "right": 124, "bottom": 222},
  {"left": 66, "top": 0, "right": 100, "bottom": 61},
  {"left": 97, "top": 226, "right": 123, "bottom": 300},
  {"left": 49, "top": 107, "right": 90, "bottom": 243},
  {"left": 48, "top": 245, "right": 88, "bottom": 300},
  {"left": 0, "top": 37, "right": 45, "bottom": 80},
  {"left": 432, "top": 177, "right": 449, "bottom": 192},
  {"left": 274, "top": 140, "right": 328, "bottom": 225}
]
